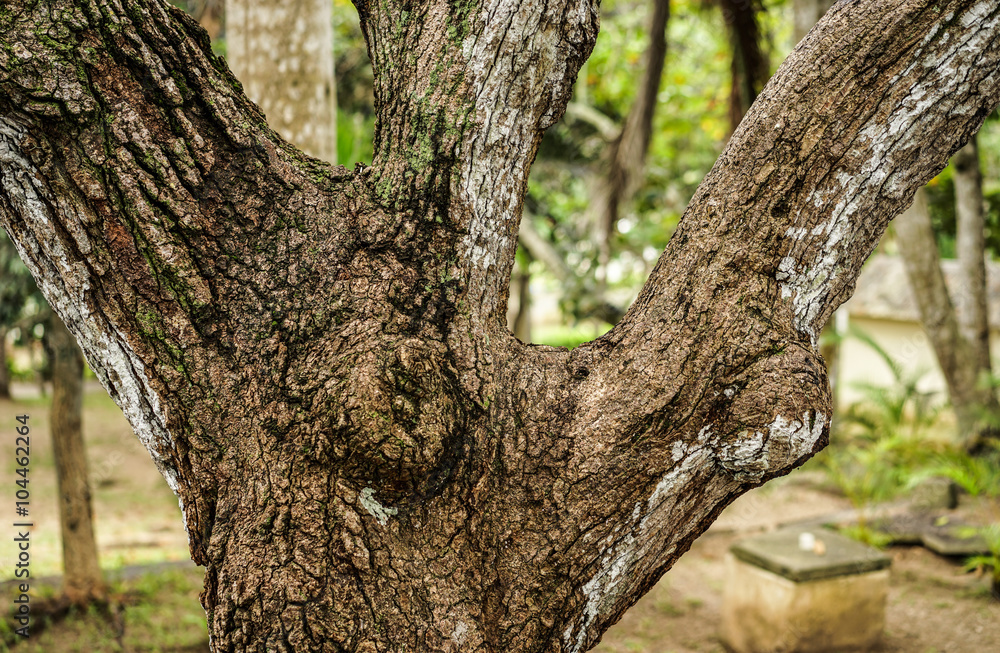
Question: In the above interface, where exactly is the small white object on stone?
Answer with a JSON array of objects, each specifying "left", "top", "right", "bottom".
[{"left": 798, "top": 531, "right": 816, "bottom": 552}]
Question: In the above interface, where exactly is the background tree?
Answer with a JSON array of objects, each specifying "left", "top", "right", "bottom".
[
  {"left": 896, "top": 170, "right": 1000, "bottom": 451},
  {"left": 589, "top": 0, "right": 669, "bottom": 303},
  {"left": 1, "top": 229, "right": 104, "bottom": 602},
  {"left": 225, "top": 0, "right": 337, "bottom": 162},
  {"left": 43, "top": 312, "right": 106, "bottom": 603},
  {"left": 715, "top": 0, "right": 769, "bottom": 135},
  {"left": 2, "top": 1, "right": 1000, "bottom": 651},
  {"left": 792, "top": 0, "right": 835, "bottom": 42},
  {"left": 518, "top": 0, "right": 732, "bottom": 334},
  {"left": 0, "top": 229, "right": 37, "bottom": 398},
  {"left": 172, "top": 0, "right": 224, "bottom": 40}
]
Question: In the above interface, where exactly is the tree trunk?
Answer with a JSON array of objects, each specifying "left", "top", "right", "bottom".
[
  {"left": 792, "top": 0, "right": 836, "bottom": 42},
  {"left": 226, "top": 0, "right": 337, "bottom": 162},
  {"left": 949, "top": 137, "right": 998, "bottom": 447},
  {"left": 953, "top": 137, "right": 993, "bottom": 381},
  {"left": 719, "top": 0, "right": 768, "bottom": 135},
  {"left": 2, "top": 1, "right": 1000, "bottom": 651},
  {"left": 894, "top": 188, "right": 996, "bottom": 448},
  {"left": 0, "top": 327, "right": 10, "bottom": 399},
  {"left": 593, "top": 0, "right": 669, "bottom": 292},
  {"left": 43, "top": 314, "right": 105, "bottom": 603}
]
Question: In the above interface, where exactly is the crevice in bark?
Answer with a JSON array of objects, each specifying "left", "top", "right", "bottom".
[{"left": 2, "top": 1, "right": 1000, "bottom": 651}]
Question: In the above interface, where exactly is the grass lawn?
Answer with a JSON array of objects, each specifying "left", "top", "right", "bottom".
[
  {"left": 0, "top": 565, "right": 208, "bottom": 652},
  {"left": 1, "top": 383, "right": 202, "bottom": 651}
]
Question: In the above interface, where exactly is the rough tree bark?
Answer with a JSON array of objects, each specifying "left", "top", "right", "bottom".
[
  {"left": 226, "top": 0, "right": 337, "bottom": 162},
  {"left": 42, "top": 313, "right": 105, "bottom": 602},
  {"left": 2, "top": 1, "right": 1000, "bottom": 651}
]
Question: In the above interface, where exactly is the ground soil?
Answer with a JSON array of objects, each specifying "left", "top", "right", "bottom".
[
  {"left": 593, "top": 474, "right": 1000, "bottom": 653},
  {"left": 1, "top": 383, "right": 997, "bottom": 651}
]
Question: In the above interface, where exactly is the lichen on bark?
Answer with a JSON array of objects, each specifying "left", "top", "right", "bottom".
[{"left": 2, "top": 0, "right": 1000, "bottom": 651}]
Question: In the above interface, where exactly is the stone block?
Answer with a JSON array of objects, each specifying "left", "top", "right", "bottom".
[
  {"left": 909, "top": 476, "right": 958, "bottom": 511},
  {"left": 721, "top": 527, "right": 891, "bottom": 653}
]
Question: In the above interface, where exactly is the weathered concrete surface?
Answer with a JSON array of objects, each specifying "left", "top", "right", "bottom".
[{"left": 721, "top": 528, "right": 890, "bottom": 652}]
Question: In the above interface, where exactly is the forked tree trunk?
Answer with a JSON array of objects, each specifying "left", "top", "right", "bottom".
[
  {"left": 2, "top": 1, "right": 1000, "bottom": 651},
  {"left": 226, "top": 0, "right": 337, "bottom": 162},
  {"left": 43, "top": 314, "right": 105, "bottom": 603}
]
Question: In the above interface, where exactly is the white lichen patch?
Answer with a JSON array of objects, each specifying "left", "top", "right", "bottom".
[
  {"left": 451, "top": 621, "right": 469, "bottom": 646},
  {"left": 563, "top": 432, "right": 717, "bottom": 653},
  {"left": 717, "top": 429, "right": 768, "bottom": 481},
  {"left": 565, "top": 533, "right": 637, "bottom": 653},
  {"left": 562, "top": 409, "right": 827, "bottom": 649},
  {"left": 359, "top": 487, "right": 397, "bottom": 526},
  {"left": 717, "top": 411, "right": 826, "bottom": 481},
  {"left": 767, "top": 411, "right": 827, "bottom": 464}
]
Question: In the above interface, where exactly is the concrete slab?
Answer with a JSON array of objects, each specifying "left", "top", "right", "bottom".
[
  {"left": 730, "top": 527, "right": 890, "bottom": 582},
  {"left": 722, "top": 527, "right": 891, "bottom": 653}
]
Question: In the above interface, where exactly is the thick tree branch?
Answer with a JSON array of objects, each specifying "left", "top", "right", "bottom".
[
  {"left": 0, "top": 0, "right": 352, "bottom": 560},
  {"left": 541, "top": 4, "right": 1000, "bottom": 645}
]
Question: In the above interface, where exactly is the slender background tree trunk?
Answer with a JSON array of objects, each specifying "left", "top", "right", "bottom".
[
  {"left": 43, "top": 314, "right": 104, "bottom": 603},
  {"left": 953, "top": 138, "right": 993, "bottom": 377},
  {"left": 719, "top": 0, "right": 768, "bottom": 135},
  {"left": 226, "top": 0, "right": 337, "bottom": 162},
  {"left": 894, "top": 188, "right": 996, "bottom": 449},
  {"left": 0, "top": 327, "right": 10, "bottom": 399},
  {"left": 793, "top": 0, "right": 836, "bottom": 42},
  {"left": 593, "top": 0, "right": 669, "bottom": 295}
]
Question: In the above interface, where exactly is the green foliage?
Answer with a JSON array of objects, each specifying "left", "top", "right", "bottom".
[
  {"left": 0, "top": 228, "right": 41, "bottom": 328},
  {"left": 838, "top": 328, "right": 938, "bottom": 440},
  {"left": 0, "top": 566, "right": 207, "bottom": 652},
  {"left": 821, "top": 429, "right": 944, "bottom": 508},
  {"left": 819, "top": 330, "right": 945, "bottom": 537},
  {"left": 819, "top": 334, "right": 1000, "bottom": 589},
  {"left": 930, "top": 444, "right": 1000, "bottom": 597},
  {"left": 334, "top": 0, "right": 374, "bottom": 166},
  {"left": 524, "top": 0, "right": 744, "bottom": 326},
  {"left": 924, "top": 443, "right": 1000, "bottom": 499},
  {"left": 961, "top": 523, "right": 1000, "bottom": 598},
  {"left": 837, "top": 523, "right": 894, "bottom": 549}
]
